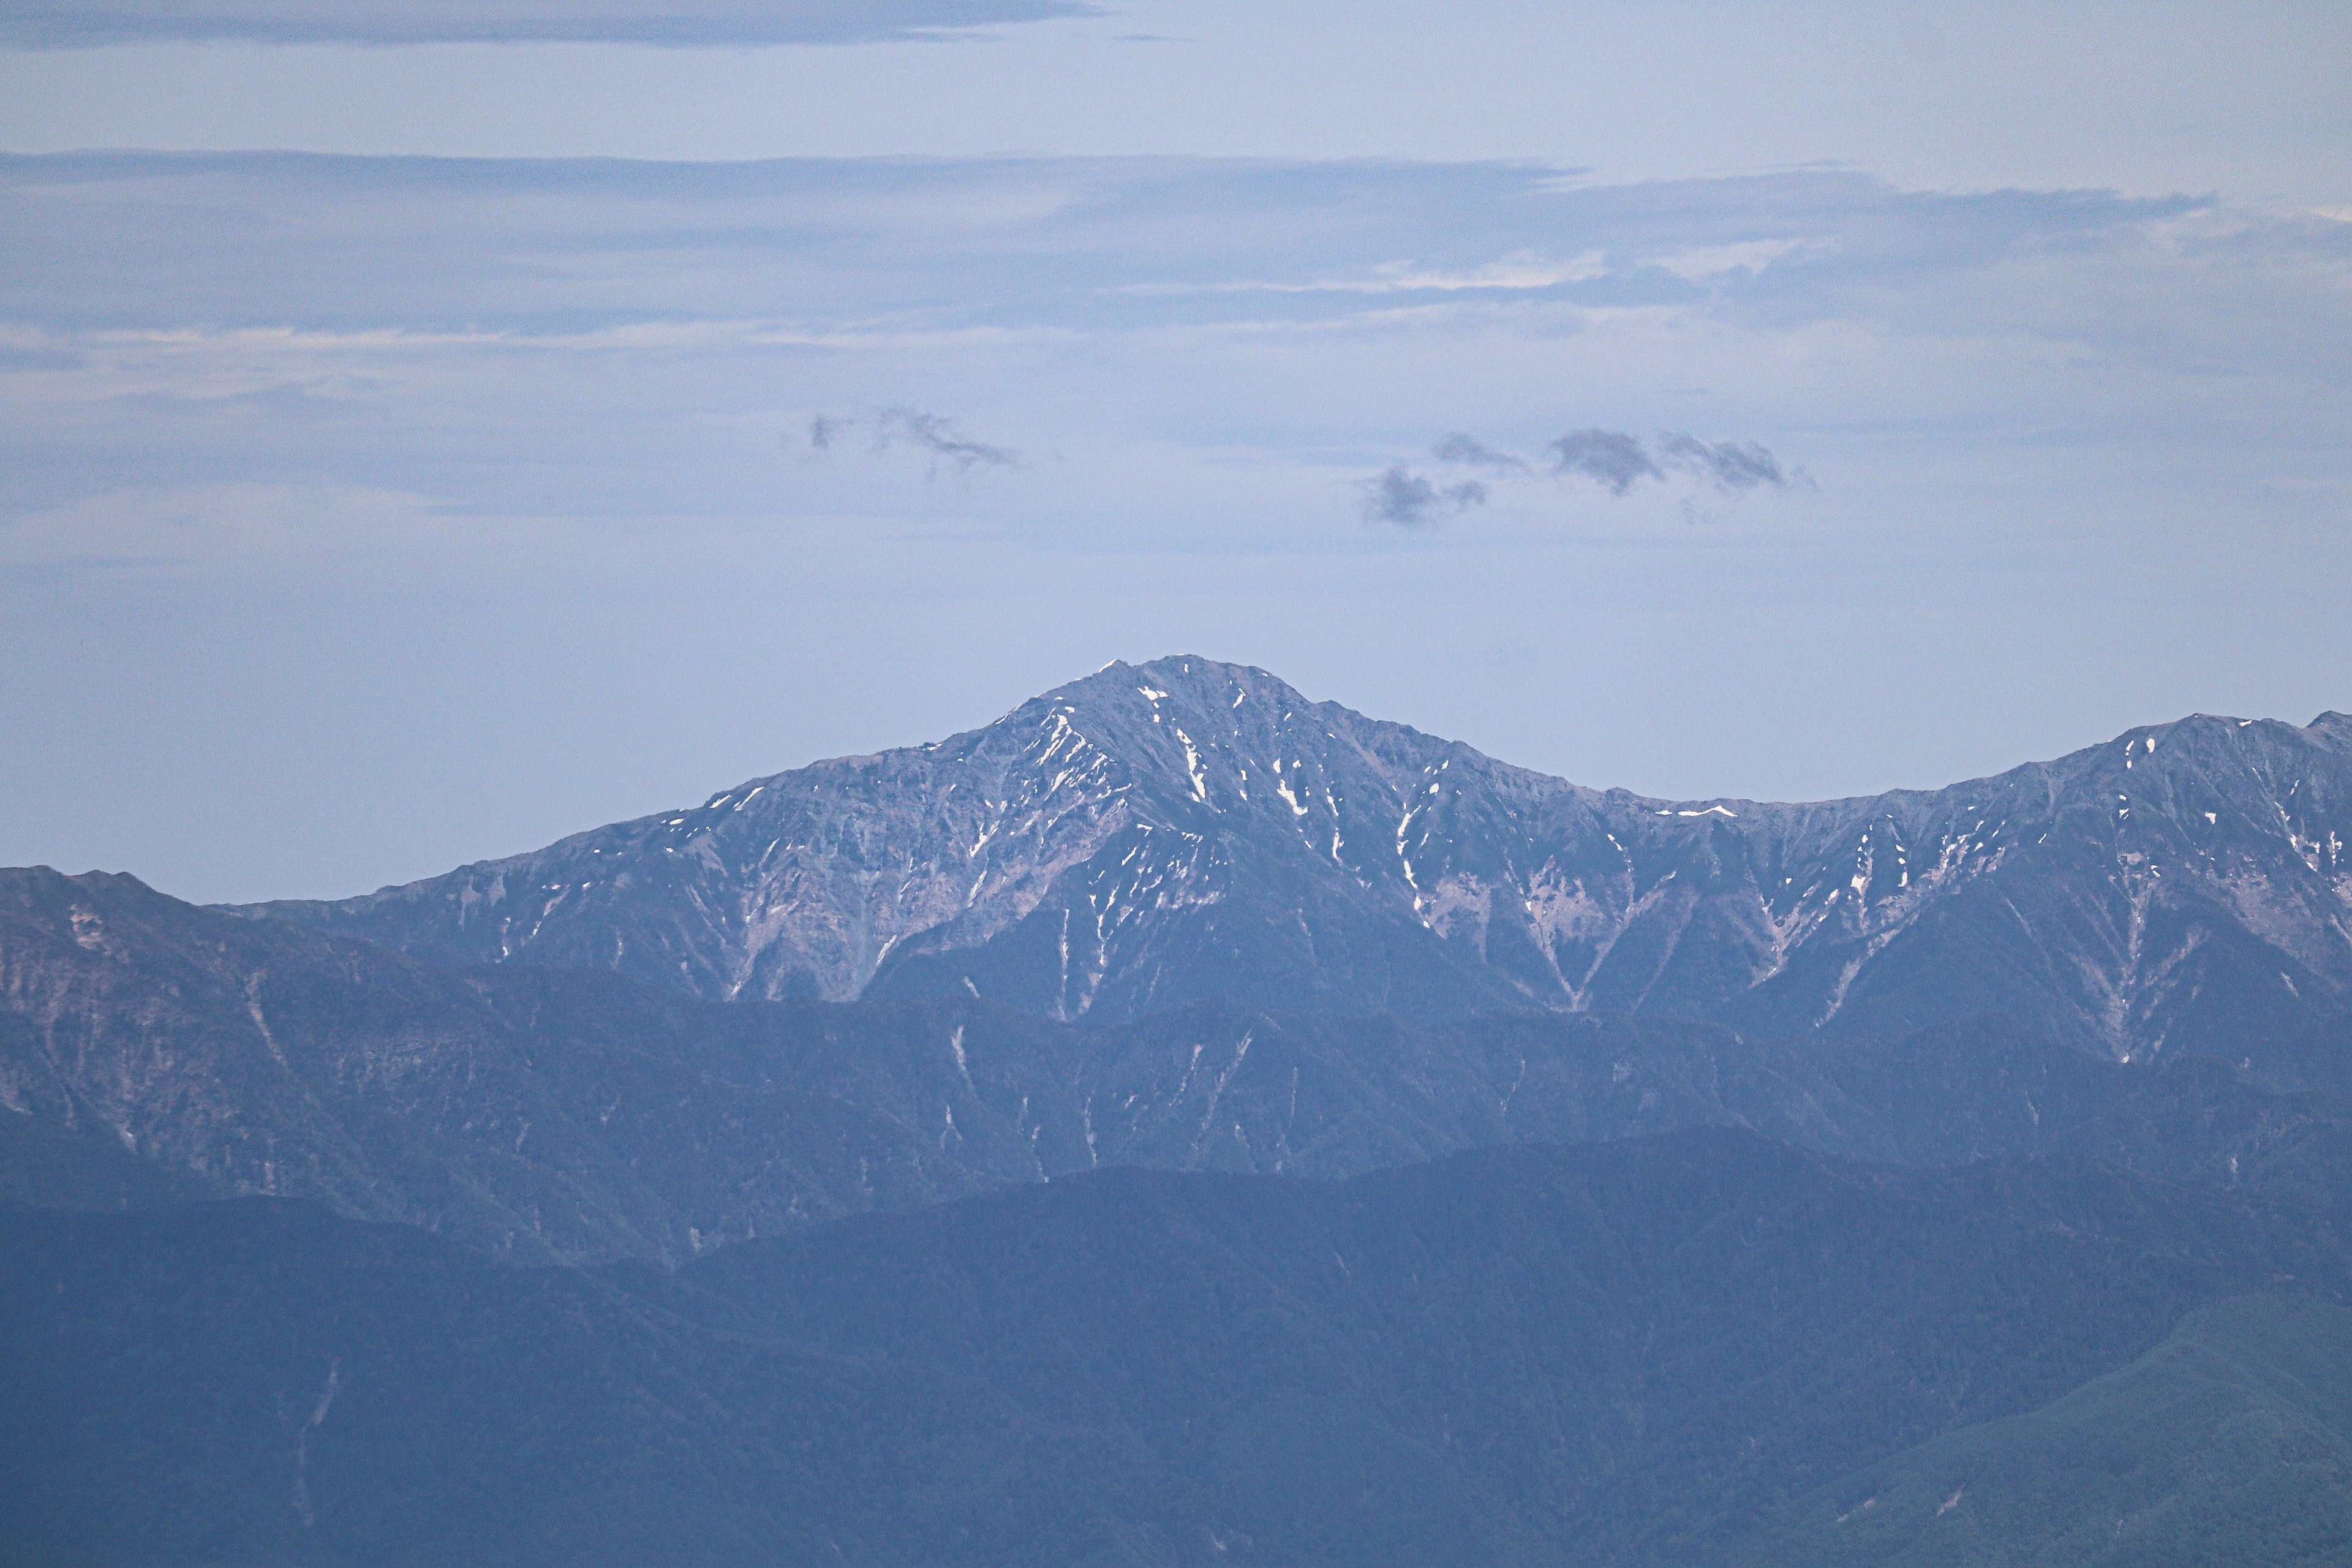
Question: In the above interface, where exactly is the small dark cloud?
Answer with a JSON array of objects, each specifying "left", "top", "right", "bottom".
[
  {"left": 1362, "top": 465, "right": 1490, "bottom": 527},
  {"left": 1376, "top": 425, "right": 1809, "bottom": 521},
  {"left": 798, "top": 407, "right": 1018, "bottom": 475},
  {"left": 1654, "top": 432, "right": 1802, "bottom": 492},
  {"left": 1548, "top": 429, "right": 1665, "bottom": 495},
  {"left": 0, "top": 0, "right": 1100, "bottom": 47},
  {"left": 873, "top": 407, "right": 1017, "bottom": 471},
  {"left": 1431, "top": 432, "right": 1528, "bottom": 471}
]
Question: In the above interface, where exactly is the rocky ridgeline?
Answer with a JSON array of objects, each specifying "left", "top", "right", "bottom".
[{"left": 230, "top": 657, "right": 2352, "bottom": 1061}]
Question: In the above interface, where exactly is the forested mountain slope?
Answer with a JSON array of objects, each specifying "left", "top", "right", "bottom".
[{"left": 5, "top": 1134, "right": 2346, "bottom": 1567}]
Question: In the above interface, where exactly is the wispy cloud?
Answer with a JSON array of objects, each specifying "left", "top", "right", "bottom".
[
  {"left": 1360, "top": 465, "right": 1489, "bottom": 527},
  {"left": 1649, "top": 238, "right": 1830, "bottom": 282},
  {"left": 1114, "top": 252, "right": 1609, "bottom": 299},
  {"left": 874, "top": 407, "right": 1017, "bottom": 470},
  {"left": 1548, "top": 429, "right": 1807, "bottom": 496},
  {"left": 1654, "top": 432, "right": 1800, "bottom": 492},
  {"left": 0, "top": 0, "right": 1099, "bottom": 47},
  {"left": 1359, "top": 426, "right": 1809, "bottom": 524},
  {"left": 1430, "top": 432, "right": 1528, "bottom": 472},
  {"left": 799, "top": 408, "right": 1019, "bottom": 474},
  {"left": 5, "top": 153, "right": 2329, "bottom": 563}
]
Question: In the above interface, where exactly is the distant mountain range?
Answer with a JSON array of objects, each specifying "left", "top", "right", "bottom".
[
  {"left": 9, "top": 865, "right": 2349, "bottom": 1263},
  {"left": 7, "top": 1134, "right": 2346, "bottom": 1567},
  {"left": 229, "top": 657, "right": 2352, "bottom": 1063},
  {"left": 9, "top": 659, "right": 2352, "bottom": 1566}
]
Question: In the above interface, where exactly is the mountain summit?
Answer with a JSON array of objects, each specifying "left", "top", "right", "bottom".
[{"left": 232, "top": 658, "right": 2352, "bottom": 1061}]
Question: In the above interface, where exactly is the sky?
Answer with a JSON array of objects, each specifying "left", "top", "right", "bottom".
[{"left": 2, "top": 2, "right": 2348, "bottom": 904}]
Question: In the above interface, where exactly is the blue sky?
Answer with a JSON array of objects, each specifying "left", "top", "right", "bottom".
[{"left": 2, "top": 2, "right": 2348, "bottom": 902}]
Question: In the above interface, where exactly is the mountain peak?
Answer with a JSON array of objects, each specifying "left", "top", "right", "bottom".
[
  {"left": 222, "top": 663, "right": 2352, "bottom": 1056},
  {"left": 1042, "top": 654, "right": 1314, "bottom": 723}
]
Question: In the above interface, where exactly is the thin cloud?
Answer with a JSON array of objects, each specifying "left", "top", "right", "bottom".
[
  {"left": 0, "top": 0, "right": 1100, "bottom": 47},
  {"left": 799, "top": 408, "right": 1019, "bottom": 474},
  {"left": 1361, "top": 465, "right": 1490, "bottom": 527},
  {"left": 1389, "top": 425, "right": 1809, "bottom": 519},
  {"left": 873, "top": 407, "right": 1017, "bottom": 471},
  {"left": 1115, "top": 252, "right": 1608, "bottom": 299},
  {"left": 1431, "top": 432, "right": 1529, "bottom": 471},
  {"left": 1654, "top": 432, "right": 1803, "bottom": 492}
]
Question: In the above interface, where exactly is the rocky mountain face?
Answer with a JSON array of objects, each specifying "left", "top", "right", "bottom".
[
  {"left": 0, "top": 865, "right": 1037, "bottom": 1261},
  {"left": 234, "top": 657, "right": 2352, "bottom": 1064},
  {"left": 6, "top": 866, "right": 2348, "bottom": 1263}
]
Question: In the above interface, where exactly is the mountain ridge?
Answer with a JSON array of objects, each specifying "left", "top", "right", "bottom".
[
  {"left": 12, "top": 863, "right": 2350, "bottom": 1264},
  {"left": 225, "top": 657, "right": 2352, "bottom": 1063}
]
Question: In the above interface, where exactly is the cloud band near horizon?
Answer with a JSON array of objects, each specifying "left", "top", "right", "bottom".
[{"left": 0, "top": 0, "right": 1099, "bottom": 47}]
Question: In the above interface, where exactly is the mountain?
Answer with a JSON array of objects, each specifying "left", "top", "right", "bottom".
[
  {"left": 228, "top": 657, "right": 2352, "bottom": 1066},
  {"left": 5, "top": 1132, "right": 2346, "bottom": 1567},
  {"left": 1717, "top": 1292, "right": 2352, "bottom": 1567},
  {"left": 10, "top": 864, "right": 2350, "bottom": 1262},
  {"left": 0, "top": 864, "right": 997, "bottom": 1261}
]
